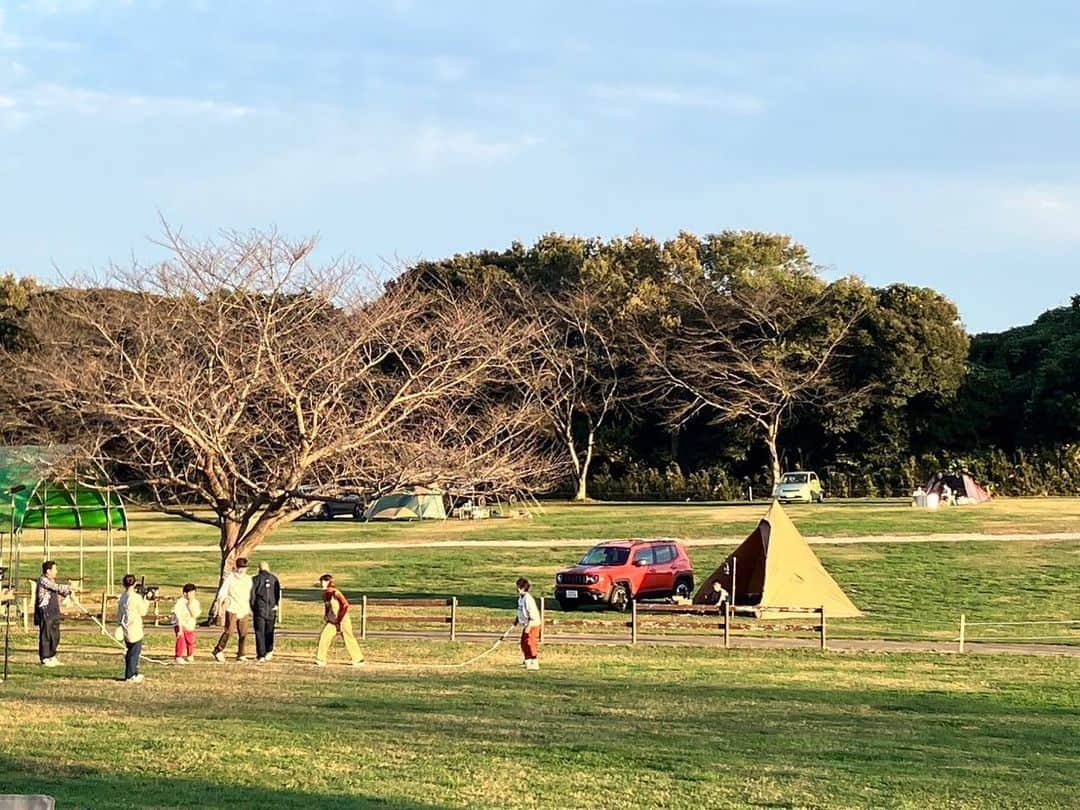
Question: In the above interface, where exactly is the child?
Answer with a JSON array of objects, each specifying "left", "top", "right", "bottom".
[
  {"left": 514, "top": 577, "right": 541, "bottom": 671},
  {"left": 117, "top": 573, "right": 150, "bottom": 683},
  {"left": 172, "top": 583, "right": 200, "bottom": 664},
  {"left": 314, "top": 574, "right": 364, "bottom": 667}
]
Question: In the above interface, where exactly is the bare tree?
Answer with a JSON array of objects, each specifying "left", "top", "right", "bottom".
[
  {"left": 518, "top": 283, "right": 620, "bottom": 501},
  {"left": 9, "top": 226, "right": 557, "bottom": 585},
  {"left": 635, "top": 267, "right": 871, "bottom": 486}
]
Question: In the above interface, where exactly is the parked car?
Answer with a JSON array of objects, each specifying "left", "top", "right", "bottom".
[
  {"left": 772, "top": 471, "right": 824, "bottom": 503},
  {"left": 553, "top": 540, "right": 694, "bottom": 611},
  {"left": 297, "top": 491, "right": 366, "bottom": 520}
]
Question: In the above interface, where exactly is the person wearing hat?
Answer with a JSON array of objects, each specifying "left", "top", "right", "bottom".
[
  {"left": 250, "top": 561, "right": 281, "bottom": 663},
  {"left": 212, "top": 557, "right": 254, "bottom": 662}
]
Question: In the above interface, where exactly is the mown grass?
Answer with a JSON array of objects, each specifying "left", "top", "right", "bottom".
[
  {"left": 38, "top": 537, "right": 1080, "bottom": 643},
  {"left": 60, "top": 497, "right": 1080, "bottom": 549},
  {"left": 1, "top": 643, "right": 1077, "bottom": 809}
]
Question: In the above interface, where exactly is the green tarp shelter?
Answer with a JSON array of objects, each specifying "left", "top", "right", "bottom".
[{"left": 0, "top": 446, "right": 129, "bottom": 592}]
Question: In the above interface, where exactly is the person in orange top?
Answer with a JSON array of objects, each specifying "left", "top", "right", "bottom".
[{"left": 314, "top": 574, "right": 364, "bottom": 667}]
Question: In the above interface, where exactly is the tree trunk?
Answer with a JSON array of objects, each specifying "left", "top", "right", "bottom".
[
  {"left": 572, "top": 430, "right": 596, "bottom": 501},
  {"left": 766, "top": 418, "right": 782, "bottom": 488}
]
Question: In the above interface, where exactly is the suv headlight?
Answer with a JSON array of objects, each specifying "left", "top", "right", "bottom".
[{"left": 556, "top": 574, "right": 563, "bottom": 584}]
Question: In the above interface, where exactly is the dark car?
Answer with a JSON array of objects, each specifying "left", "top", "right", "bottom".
[
  {"left": 553, "top": 540, "right": 694, "bottom": 611},
  {"left": 298, "top": 491, "right": 366, "bottom": 520}
]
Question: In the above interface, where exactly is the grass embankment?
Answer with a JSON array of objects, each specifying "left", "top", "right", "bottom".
[
  {"left": 1, "top": 645, "right": 1077, "bottom": 808},
  {"left": 64, "top": 497, "right": 1080, "bottom": 549}
]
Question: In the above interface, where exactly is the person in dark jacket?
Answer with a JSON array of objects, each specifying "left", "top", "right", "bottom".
[
  {"left": 250, "top": 561, "right": 281, "bottom": 663},
  {"left": 35, "top": 560, "right": 72, "bottom": 667}
]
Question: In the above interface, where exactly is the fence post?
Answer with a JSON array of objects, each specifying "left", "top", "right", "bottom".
[
  {"left": 360, "top": 595, "right": 368, "bottom": 641},
  {"left": 21, "top": 595, "right": 29, "bottom": 631},
  {"left": 450, "top": 597, "right": 457, "bottom": 641},
  {"left": 958, "top": 613, "right": 965, "bottom": 653},
  {"left": 630, "top": 599, "right": 638, "bottom": 645},
  {"left": 100, "top": 590, "right": 107, "bottom": 627},
  {"left": 723, "top": 602, "right": 730, "bottom": 649},
  {"left": 819, "top": 606, "right": 827, "bottom": 651}
]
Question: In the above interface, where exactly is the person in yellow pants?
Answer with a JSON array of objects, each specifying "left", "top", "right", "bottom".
[{"left": 314, "top": 574, "right": 364, "bottom": 667}]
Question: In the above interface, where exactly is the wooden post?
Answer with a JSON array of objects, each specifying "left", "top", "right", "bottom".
[
  {"left": 21, "top": 596, "right": 29, "bottom": 631},
  {"left": 100, "top": 591, "right": 107, "bottom": 627},
  {"left": 723, "top": 602, "right": 730, "bottom": 650},
  {"left": 360, "top": 595, "right": 368, "bottom": 641},
  {"left": 449, "top": 597, "right": 457, "bottom": 641},
  {"left": 958, "top": 613, "right": 965, "bottom": 653},
  {"left": 630, "top": 599, "right": 638, "bottom": 645},
  {"left": 819, "top": 606, "right": 827, "bottom": 651}
]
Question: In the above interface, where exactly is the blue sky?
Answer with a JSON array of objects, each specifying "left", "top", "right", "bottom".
[{"left": 1, "top": 0, "right": 1078, "bottom": 333}]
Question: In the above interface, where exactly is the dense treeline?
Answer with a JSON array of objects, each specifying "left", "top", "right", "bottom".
[{"left": 2, "top": 230, "right": 1078, "bottom": 507}]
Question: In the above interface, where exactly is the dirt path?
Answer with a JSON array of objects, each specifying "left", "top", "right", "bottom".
[{"left": 44, "top": 530, "right": 1080, "bottom": 554}]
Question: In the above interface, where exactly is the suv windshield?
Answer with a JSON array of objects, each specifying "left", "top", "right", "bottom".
[
  {"left": 579, "top": 546, "right": 630, "bottom": 566},
  {"left": 781, "top": 473, "right": 809, "bottom": 484}
]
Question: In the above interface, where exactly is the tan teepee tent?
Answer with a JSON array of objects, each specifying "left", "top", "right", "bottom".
[{"left": 693, "top": 501, "right": 862, "bottom": 617}]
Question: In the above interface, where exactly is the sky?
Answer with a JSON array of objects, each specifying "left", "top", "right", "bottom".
[{"left": 1, "top": 0, "right": 1078, "bottom": 333}]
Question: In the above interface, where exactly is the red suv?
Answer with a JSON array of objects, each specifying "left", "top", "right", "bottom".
[{"left": 554, "top": 540, "right": 694, "bottom": 611}]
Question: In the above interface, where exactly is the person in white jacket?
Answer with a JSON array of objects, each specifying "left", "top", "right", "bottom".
[
  {"left": 117, "top": 574, "right": 150, "bottom": 683},
  {"left": 514, "top": 577, "right": 542, "bottom": 671},
  {"left": 171, "top": 583, "right": 201, "bottom": 664},
  {"left": 212, "top": 558, "right": 253, "bottom": 663}
]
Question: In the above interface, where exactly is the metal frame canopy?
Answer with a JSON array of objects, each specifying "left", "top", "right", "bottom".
[{"left": 0, "top": 444, "right": 130, "bottom": 596}]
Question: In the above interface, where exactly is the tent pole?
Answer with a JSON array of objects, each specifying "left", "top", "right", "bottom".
[{"left": 105, "top": 489, "right": 113, "bottom": 597}]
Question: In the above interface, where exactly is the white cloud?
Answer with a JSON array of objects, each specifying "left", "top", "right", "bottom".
[
  {"left": 590, "top": 82, "right": 765, "bottom": 115},
  {"left": 0, "top": 83, "right": 255, "bottom": 124},
  {"left": 412, "top": 125, "right": 539, "bottom": 167}
]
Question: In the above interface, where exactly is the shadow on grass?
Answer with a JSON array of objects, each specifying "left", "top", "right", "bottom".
[{"left": 0, "top": 755, "right": 448, "bottom": 810}]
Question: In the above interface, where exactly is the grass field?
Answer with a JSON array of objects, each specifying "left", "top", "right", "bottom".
[
  {"left": 60, "top": 497, "right": 1080, "bottom": 549},
  {"left": 1, "top": 643, "right": 1077, "bottom": 809},
  {"left": 3, "top": 499, "right": 1079, "bottom": 808}
]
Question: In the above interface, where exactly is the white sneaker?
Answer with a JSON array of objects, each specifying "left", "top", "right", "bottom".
[
  {"left": 127, "top": 674, "right": 145, "bottom": 683},
  {"left": 175, "top": 657, "right": 186, "bottom": 665},
  {"left": 350, "top": 660, "right": 365, "bottom": 667},
  {"left": 185, "top": 656, "right": 195, "bottom": 663},
  {"left": 212, "top": 651, "right": 225, "bottom": 663},
  {"left": 265, "top": 652, "right": 273, "bottom": 661},
  {"left": 256, "top": 657, "right": 266, "bottom": 663},
  {"left": 237, "top": 656, "right": 249, "bottom": 663},
  {"left": 526, "top": 659, "right": 540, "bottom": 670},
  {"left": 51, "top": 657, "right": 63, "bottom": 666},
  {"left": 42, "top": 658, "right": 59, "bottom": 668},
  {"left": 314, "top": 659, "right": 326, "bottom": 667}
]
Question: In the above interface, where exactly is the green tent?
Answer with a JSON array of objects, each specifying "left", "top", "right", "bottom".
[
  {"left": 367, "top": 489, "right": 447, "bottom": 521},
  {"left": 0, "top": 445, "right": 129, "bottom": 593}
]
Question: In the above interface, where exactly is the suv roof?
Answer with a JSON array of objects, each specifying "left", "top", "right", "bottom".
[{"left": 594, "top": 539, "right": 677, "bottom": 548}]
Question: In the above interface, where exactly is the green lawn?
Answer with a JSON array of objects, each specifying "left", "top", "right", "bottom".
[
  {"left": 1, "top": 644, "right": 1077, "bottom": 808},
  {"left": 58, "top": 497, "right": 1080, "bottom": 549}
]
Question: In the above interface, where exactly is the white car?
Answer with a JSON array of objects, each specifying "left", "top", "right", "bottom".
[{"left": 773, "top": 471, "right": 824, "bottom": 503}]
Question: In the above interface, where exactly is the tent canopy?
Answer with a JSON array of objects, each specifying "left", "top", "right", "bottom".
[
  {"left": 925, "top": 472, "right": 991, "bottom": 504},
  {"left": 0, "top": 446, "right": 126, "bottom": 532},
  {"left": 693, "top": 501, "right": 862, "bottom": 617},
  {"left": 367, "top": 489, "right": 447, "bottom": 521}
]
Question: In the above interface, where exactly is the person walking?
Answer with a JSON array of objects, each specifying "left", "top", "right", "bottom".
[
  {"left": 514, "top": 577, "right": 541, "bottom": 671},
  {"left": 171, "top": 583, "right": 200, "bottom": 664},
  {"left": 250, "top": 561, "right": 281, "bottom": 663},
  {"left": 35, "top": 561, "right": 72, "bottom": 667},
  {"left": 212, "top": 558, "right": 253, "bottom": 663},
  {"left": 117, "top": 573, "right": 150, "bottom": 683},
  {"left": 314, "top": 574, "right": 364, "bottom": 667}
]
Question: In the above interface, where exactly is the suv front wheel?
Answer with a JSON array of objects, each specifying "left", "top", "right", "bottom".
[
  {"left": 609, "top": 583, "right": 631, "bottom": 612},
  {"left": 674, "top": 576, "right": 694, "bottom": 600}
]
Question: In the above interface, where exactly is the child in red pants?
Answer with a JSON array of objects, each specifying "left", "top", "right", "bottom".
[
  {"left": 171, "top": 583, "right": 200, "bottom": 663},
  {"left": 515, "top": 577, "right": 541, "bottom": 670}
]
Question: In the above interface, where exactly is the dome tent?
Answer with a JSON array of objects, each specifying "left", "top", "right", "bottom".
[{"left": 366, "top": 487, "right": 447, "bottom": 521}]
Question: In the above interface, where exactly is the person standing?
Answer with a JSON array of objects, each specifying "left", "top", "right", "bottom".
[
  {"left": 250, "top": 561, "right": 281, "bottom": 663},
  {"left": 117, "top": 573, "right": 150, "bottom": 683},
  {"left": 171, "top": 583, "right": 200, "bottom": 664},
  {"left": 515, "top": 577, "right": 541, "bottom": 671},
  {"left": 212, "top": 558, "right": 253, "bottom": 663},
  {"left": 35, "top": 561, "right": 72, "bottom": 667},
  {"left": 314, "top": 574, "right": 364, "bottom": 667}
]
